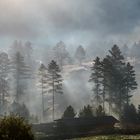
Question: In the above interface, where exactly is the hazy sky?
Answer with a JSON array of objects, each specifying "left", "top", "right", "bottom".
[{"left": 0, "top": 0, "right": 140, "bottom": 48}]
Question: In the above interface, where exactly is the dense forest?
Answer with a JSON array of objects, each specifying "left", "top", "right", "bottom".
[{"left": 0, "top": 40, "right": 139, "bottom": 124}]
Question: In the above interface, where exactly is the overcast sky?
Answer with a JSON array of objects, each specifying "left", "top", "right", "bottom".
[{"left": 0, "top": 0, "right": 140, "bottom": 48}]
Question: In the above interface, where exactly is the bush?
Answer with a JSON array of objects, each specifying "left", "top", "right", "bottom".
[{"left": 0, "top": 115, "right": 34, "bottom": 140}]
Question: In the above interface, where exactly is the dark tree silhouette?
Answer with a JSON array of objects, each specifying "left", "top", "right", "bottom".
[
  {"left": 62, "top": 105, "right": 76, "bottom": 119},
  {"left": 101, "top": 58, "right": 114, "bottom": 113},
  {"left": 106, "top": 45, "right": 137, "bottom": 116},
  {"left": 79, "top": 105, "right": 94, "bottom": 118},
  {"left": 106, "top": 45, "right": 126, "bottom": 115},
  {"left": 89, "top": 45, "right": 138, "bottom": 117},
  {"left": 137, "top": 105, "right": 140, "bottom": 121},
  {"left": 124, "top": 62, "right": 137, "bottom": 106},
  {"left": 89, "top": 57, "right": 102, "bottom": 107},
  {"left": 48, "top": 60, "right": 63, "bottom": 121}
]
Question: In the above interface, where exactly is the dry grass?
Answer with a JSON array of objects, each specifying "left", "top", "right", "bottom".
[{"left": 72, "top": 135, "right": 140, "bottom": 140}]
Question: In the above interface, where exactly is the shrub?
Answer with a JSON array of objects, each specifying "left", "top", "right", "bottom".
[{"left": 0, "top": 115, "right": 34, "bottom": 140}]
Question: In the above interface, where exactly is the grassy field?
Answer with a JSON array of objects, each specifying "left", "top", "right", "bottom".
[
  {"left": 72, "top": 135, "right": 140, "bottom": 140},
  {"left": 36, "top": 135, "right": 140, "bottom": 140}
]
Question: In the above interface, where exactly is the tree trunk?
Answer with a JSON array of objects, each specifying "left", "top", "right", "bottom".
[
  {"left": 52, "top": 76, "right": 55, "bottom": 121},
  {"left": 41, "top": 75, "right": 44, "bottom": 121}
]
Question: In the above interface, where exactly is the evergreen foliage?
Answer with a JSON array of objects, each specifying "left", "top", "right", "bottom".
[
  {"left": 0, "top": 115, "right": 34, "bottom": 140},
  {"left": 48, "top": 60, "right": 63, "bottom": 121},
  {"left": 79, "top": 105, "right": 94, "bottom": 118},
  {"left": 62, "top": 105, "right": 76, "bottom": 119},
  {"left": 89, "top": 45, "right": 137, "bottom": 117},
  {"left": 89, "top": 57, "right": 102, "bottom": 107}
]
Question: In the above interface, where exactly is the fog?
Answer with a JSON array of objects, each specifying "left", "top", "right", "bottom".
[
  {"left": 0, "top": 0, "right": 140, "bottom": 122},
  {"left": 0, "top": 0, "right": 140, "bottom": 47},
  {"left": 0, "top": 40, "right": 138, "bottom": 122}
]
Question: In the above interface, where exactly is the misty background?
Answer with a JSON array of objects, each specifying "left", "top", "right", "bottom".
[{"left": 0, "top": 0, "right": 140, "bottom": 121}]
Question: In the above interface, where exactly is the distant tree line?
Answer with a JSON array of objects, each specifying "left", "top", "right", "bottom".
[
  {"left": 0, "top": 40, "right": 138, "bottom": 124},
  {"left": 62, "top": 105, "right": 105, "bottom": 119}
]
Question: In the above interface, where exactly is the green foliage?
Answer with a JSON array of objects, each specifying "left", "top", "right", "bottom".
[
  {"left": 0, "top": 115, "right": 34, "bottom": 140},
  {"left": 62, "top": 105, "right": 76, "bottom": 119},
  {"left": 79, "top": 105, "right": 94, "bottom": 118}
]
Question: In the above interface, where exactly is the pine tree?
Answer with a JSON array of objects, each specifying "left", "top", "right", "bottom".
[
  {"left": 124, "top": 62, "right": 137, "bottom": 106},
  {"left": 102, "top": 57, "right": 116, "bottom": 114},
  {"left": 88, "top": 44, "right": 137, "bottom": 117},
  {"left": 0, "top": 52, "right": 11, "bottom": 109},
  {"left": 89, "top": 57, "right": 102, "bottom": 107},
  {"left": 62, "top": 106, "right": 76, "bottom": 119},
  {"left": 79, "top": 105, "right": 93, "bottom": 118},
  {"left": 48, "top": 60, "right": 63, "bottom": 121},
  {"left": 12, "top": 52, "right": 31, "bottom": 103},
  {"left": 75, "top": 45, "right": 86, "bottom": 65},
  {"left": 107, "top": 45, "right": 125, "bottom": 115},
  {"left": 38, "top": 63, "right": 48, "bottom": 120},
  {"left": 53, "top": 41, "right": 70, "bottom": 69}
]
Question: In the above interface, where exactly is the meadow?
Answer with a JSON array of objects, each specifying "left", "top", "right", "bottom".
[{"left": 72, "top": 135, "right": 140, "bottom": 140}]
